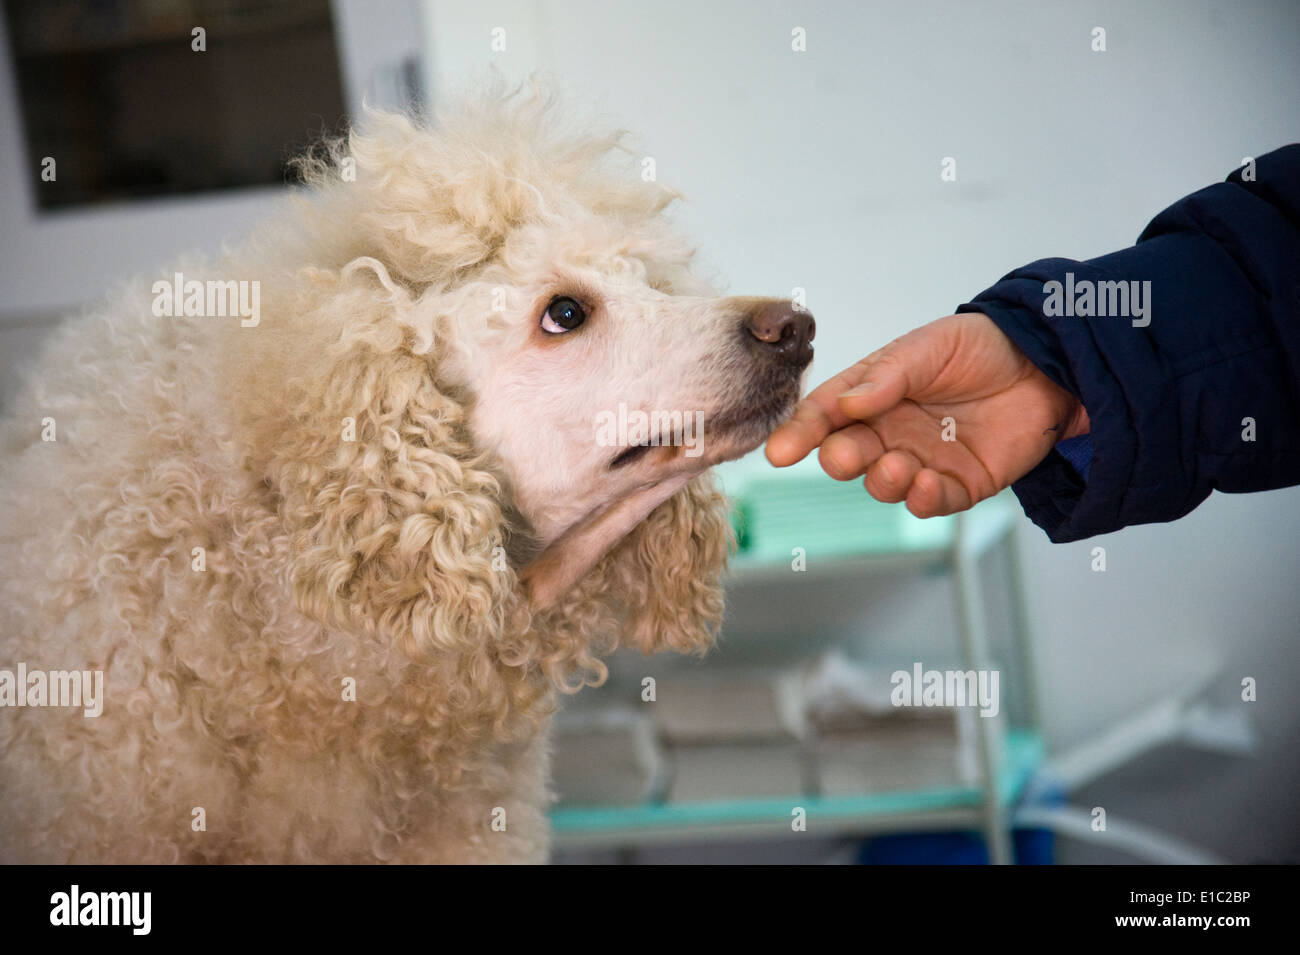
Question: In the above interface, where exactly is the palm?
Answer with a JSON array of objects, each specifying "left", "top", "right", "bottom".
[{"left": 867, "top": 373, "right": 1069, "bottom": 501}]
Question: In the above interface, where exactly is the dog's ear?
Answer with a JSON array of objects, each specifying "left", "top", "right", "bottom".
[
  {"left": 605, "top": 473, "right": 733, "bottom": 656},
  {"left": 271, "top": 321, "right": 516, "bottom": 662}
]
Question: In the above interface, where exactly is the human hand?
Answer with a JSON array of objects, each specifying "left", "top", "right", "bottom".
[{"left": 765, "top": 313, "right": 1089, "bottom": 517}]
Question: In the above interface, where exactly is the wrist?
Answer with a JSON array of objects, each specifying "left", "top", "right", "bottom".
[{"left": 1062, "top": 398, "right": 1091, "bottom": 440}]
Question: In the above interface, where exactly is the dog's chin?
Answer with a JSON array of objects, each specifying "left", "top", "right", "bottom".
[{"left": 699, "top": 385, "right": 802, "bottom": 464}]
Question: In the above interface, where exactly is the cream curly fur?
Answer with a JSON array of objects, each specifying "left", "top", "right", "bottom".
[{"left": 0, "top": 84, "right": 802, "bottom": 863}]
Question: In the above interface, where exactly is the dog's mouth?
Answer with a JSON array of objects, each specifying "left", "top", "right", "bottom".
[
  {"left": 529, "top": 375, "right": 803, "bottom": 609},
  {"left": 604, "top": 384, "right": 800, "bottom": 472},
  {"left": 609, "top": 442, "right": 656, "bottom": 469}
]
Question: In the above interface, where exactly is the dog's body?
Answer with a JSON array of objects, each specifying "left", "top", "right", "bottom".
[
  {"left": 0, "top": 293, "right": 556, "bottom": 862},
  {"left": 0, "top": 88, "right": 811, "bottom": 862}
]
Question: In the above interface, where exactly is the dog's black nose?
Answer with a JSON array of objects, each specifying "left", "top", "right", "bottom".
[{"left": 744, "top": 301, "right": 815, "bottom": 368}]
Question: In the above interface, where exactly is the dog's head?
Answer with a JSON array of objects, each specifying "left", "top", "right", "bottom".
[{"left": 265, "top": 85, "right": 811, "bottom": 696}]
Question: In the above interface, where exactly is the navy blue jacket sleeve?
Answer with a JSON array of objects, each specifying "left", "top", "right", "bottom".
[{"left": 956, "top": 144, "right": 1300, "bottom": 542}]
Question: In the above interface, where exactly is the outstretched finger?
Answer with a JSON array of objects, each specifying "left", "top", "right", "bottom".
[{"left": 766, "top": 358, "right": 875, "bottom": 466}]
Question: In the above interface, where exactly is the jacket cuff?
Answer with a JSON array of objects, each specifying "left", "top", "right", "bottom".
[{"left": 955, "top": 294, "right": 1134, "bottom": 542}]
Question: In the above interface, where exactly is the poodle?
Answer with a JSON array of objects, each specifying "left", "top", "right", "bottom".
[{"left": 0, "top": 85, "right": 814, "bottom": 863}]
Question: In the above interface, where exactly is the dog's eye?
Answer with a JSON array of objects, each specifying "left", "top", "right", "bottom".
[{"left": 540, "top": 297, "right": 587, "bottom": 334}]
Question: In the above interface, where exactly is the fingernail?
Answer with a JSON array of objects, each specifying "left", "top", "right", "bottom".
[{"left": 841, "top": 382, "right": 876, "bottom": 398}]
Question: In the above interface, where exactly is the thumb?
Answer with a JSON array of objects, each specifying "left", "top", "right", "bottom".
[
  {"left": 834, "top": 352, "right": 910, "bottom": 421},
  {"left": 837, "top": 318, "right": 958, "bottom": 420}
]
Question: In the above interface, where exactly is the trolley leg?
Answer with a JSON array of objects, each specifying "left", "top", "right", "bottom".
[{"left": 953, "top": 518, "right": 1014, "bottom": 865}]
